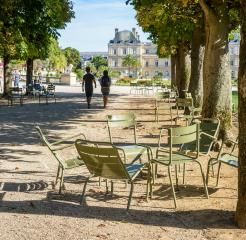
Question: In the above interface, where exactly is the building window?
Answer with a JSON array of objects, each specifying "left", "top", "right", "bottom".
[
  {"left": 230, "top": 60, "right": 234, "bottom": 66},
  {"left": 145, "top": 49, "right": 150, "bottom": 54},
  {"left": 114, "top": 61, "right": 118, "bottom": 67},
  {"left": 145, "top": 61, "right": 149, "bottom": 67},
  {"left": 133, "top": 48, "right": 136, "bottom": 55},
  {"left": 113, "top": 49, "right": 117, "bottom": 55},
  {"left": 235, "top": 58, "right": 239, "bottom": 66},
  {"left": 165, "top": 61, "right": 169, "bottom": 67},
  {"left": 145, "top": 71, "right": 149, "bottom": 77},
  {"left": 155, "top": 60, "right": 159, "bottom": 67},
  {"left": 123, "top": 48, "right": 127, "bottom": 55},
  {"left": 231, "top": 71, "right": 235, "bottom": 79}
]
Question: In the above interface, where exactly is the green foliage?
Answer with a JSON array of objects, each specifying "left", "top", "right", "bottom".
[
  {"left": 127, "top": 0, "right": 202, "bottom": 56},
  {"left": 91, "top": 56, "right": 107, "bottom": 70},
  {"left": 85, "top": 62, "right": 97, "bottom": 74},
  {"left": 115, "top": 76, "right": 135, "bottom": 86},
  {"left": 75, "top": 69, "right": 84, "bottom": 80},
  {"left": 122, "top": 55, "right": 140, "bottom": 68},
  {"left": 110, "top": 70, "right": 121, "bottom": 78},
  {"left": 63, "top": 47, "right": 81, "bottom": 68},
  {"left": 48, "top": 38, "right": 67, "bottom": 71}
]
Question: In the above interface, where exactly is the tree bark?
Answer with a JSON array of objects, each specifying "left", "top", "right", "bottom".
[
  {"left": 189, "top": 26, "right": 204, "bottom": 108},
  {"left": 199, "top": 0, "right": 232, "bottom": 138},
  {"left": 3, "top": 56, "right": 11, "bottom": 96},
  {"left": 175, "top": 43, "right": 191, "bottom": 98},
  {"left": 26, "top": 58, "right": 34, "bottom": 86},
  {"left": 171, "top": 54, "right": 176, "bottom": 88},
  {"left": 235, "top": 0, "right": 246, "bottom": 228}
]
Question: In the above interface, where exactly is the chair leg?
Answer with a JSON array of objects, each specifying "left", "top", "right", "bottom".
[
  {"left": 168, "top": 166, "right": 177, "bottom": 208},
  {"left": 206, "top": 159, "right": 211, "bottom": 186},
  {"left": 80, "top": 176, "right": 90, "bottom": 205},
  {"left": 175, "top": 165, "right": 179, "bottom": 189},
  {"left": 111, "top": 181, "right": 114, "bottom": 196},
  {"left": 195, "top": 160, "right": 209, "bottom": 199},
  {"left": 182, "top": 163, "right": 186, "bottom": 184},
  {"left": 55, "top": 165, "right": 61, "bottom": 185},
  {"left": 127, "top": 182, "right": 134, "bottom": 211},
  {"left": 59, "top": 168, "right": 64, "bottom": 194},
  {"left": 216, "top": 162, "right": 222, "bottom": 187},
  {"left": 146, "top": 164, "right": 152, "bottom": 201}
]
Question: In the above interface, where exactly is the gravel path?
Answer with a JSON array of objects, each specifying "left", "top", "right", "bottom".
[{"left": 0, "top": 85, "right": 244, "bottom": 240}]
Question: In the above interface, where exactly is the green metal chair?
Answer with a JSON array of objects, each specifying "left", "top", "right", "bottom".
[
  {"left": 173, "top": 98, "right": 202, "bottom": 126},
  {"left": 75, "top": 139, "right": 151, "bottom": 211},
  {"left": 36, "top": 126, "right": 86, "bottom": 193},
  {"left": 107, "top": 113, "right": 148, "bottom": 164},
  {"left": 184, "top": 118, "right": 220, "bottom": 155},
  {"left": 150, "top": 123, "right": 209, "bottom": 208},
  {"left": 154, "top": 92, "right": 173, "bottom": 124},
  {"left": 206, "top": 138, "right": 238, "bottom": 186}
]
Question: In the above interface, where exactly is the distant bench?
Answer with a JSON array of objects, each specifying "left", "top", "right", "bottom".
[{"left": 8, "top": 87, "right": 24, "bottom": 106}]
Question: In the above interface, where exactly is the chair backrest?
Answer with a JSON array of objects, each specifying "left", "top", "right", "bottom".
[
  {"left": 162, "top": 124, "right": 200, "bottom": 164},
  {"left": 9, "top": 87, "right": 23, "bottom": 96},
  {"left": 107, "top": 113, "right": 137, "bottom": 144},
  {"left": 75, "top": 139, "right": 130, "bottom": 180},
  {"left": 183, "top": 118, "right": 220, "bottom": 155},
  {"left": 47, "top": 84, "right": 55, "bottom": 95},
  {"left": 35, "top": 126, "right": 53, "bottom": 150},
  {"left": 176, "top": 97, "right": 193, "bottom": 108}
]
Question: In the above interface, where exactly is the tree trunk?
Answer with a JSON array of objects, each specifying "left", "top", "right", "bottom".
[
  {"left": 3, "top": 56, "right": 11, "bottom": 96},
  {"left": 199, "top": 0, "right": 232, "bottom": 138},
  {"left": 171, "top": 54, "right": 176, "bottom": 88},
  {"left": 235, "top": 0, "right": 246, "bottom": 228},
  {"left": 189, "top": 26, "right": 204, "bottom": 108},
  {"left": 26, "top": 58, "right": 34, "bottom": 86},
  {"left": 175, "top": 43, "right": 191, "bottom": 98}
]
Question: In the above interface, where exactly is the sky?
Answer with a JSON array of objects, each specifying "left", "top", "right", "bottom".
[{"left": 58, "top": 0, "right": 150, "bottom": 52}]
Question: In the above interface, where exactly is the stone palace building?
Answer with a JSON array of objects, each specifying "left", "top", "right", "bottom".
[{"left": 108, "top": 28, "right": 171, "bottom": 79}]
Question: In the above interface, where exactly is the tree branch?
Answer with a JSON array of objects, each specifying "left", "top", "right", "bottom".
[{"left": 199, "top": 0, "right": 217, "bottom": 21}]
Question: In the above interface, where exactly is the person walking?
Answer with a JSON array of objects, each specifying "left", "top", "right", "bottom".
[
  {"left": 13, "top": 70, "right": 21, "bottom": 87},
  {"left": 99, "top": 70, "right": 111, "bottom": 108},
  {"left": 82, "top": 66, "right": 96, "bottom": 109}
]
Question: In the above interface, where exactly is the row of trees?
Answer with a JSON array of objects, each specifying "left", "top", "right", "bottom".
[
  {"left": 0, "top": 0, "right": 75, "bottom": 95},
  {"left": 127, "top": 0, "right": 246, "bottom": 227}
]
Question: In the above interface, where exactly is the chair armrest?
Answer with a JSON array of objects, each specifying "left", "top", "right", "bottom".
[
  {"left": 51, "top": 132, "right": 86, "bottom": 146},
  {"left": 200, "top": 131, "right": 217, "bottom": 140}
]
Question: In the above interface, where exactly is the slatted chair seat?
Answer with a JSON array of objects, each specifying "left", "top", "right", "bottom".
[{"left": 75, "top": 139, "right": 150, "bottom": 210}]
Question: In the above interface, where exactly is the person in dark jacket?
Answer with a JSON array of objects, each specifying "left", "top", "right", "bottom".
[{"left": 82, "top": 66, "right": 97, "bottom": 109}]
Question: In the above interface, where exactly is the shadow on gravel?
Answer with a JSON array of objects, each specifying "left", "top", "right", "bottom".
[{"left": 0, "top": 196, "right": 236, "bottom": 229}]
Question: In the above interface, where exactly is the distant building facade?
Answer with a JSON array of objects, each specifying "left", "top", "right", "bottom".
[
  {"left": 108, "top": 28, "right": 171, "bottom": 79},
  {"left": 80, "top": 52, "right": 108, "bottom": 67},
  {"left": 229, "top": 39, "right": 240, "bottom": 80}
]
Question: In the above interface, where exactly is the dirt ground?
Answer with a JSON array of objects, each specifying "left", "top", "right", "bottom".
[{"left": 0, "top": 85, "right": 244, "bottom": 240}]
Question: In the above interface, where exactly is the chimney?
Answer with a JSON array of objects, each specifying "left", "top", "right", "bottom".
[
  {"left": 115, "top": 28, "right": 119, "bottom": 37},
  {"left": 132, "top": 28, "right": 136, "bottom": 37}
]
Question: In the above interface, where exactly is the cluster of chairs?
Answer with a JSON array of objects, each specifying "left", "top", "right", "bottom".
[
  {"left": 36, "top": 109, "right": 238, "bottom": 211},
  {"left": 7, "top": 83, "right": 56, "bottom": 106},
  {"left": 130, "top": 80, "right": 171, "bottom": 96}
]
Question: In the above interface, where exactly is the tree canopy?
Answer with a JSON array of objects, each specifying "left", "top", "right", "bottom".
[{"left": 63, "top": 47, "right": 81, "bottom": 69}]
